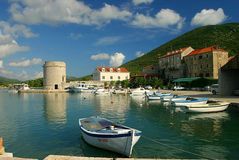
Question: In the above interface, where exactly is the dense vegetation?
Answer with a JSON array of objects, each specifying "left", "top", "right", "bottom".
[
  {"left": 122, "top": 23, "right": 239, "bottom": 75},
  {"left": 26, "top": 78, "right": 43, "bottom": 88},
  {"left": 108, "top": 77, "right": 163, "bottom": 89}
]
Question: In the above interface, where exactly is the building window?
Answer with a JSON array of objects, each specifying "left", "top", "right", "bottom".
[
  {"left": 206, "top": 73, "right": 210, "bottom": 77},
  {"left": 110, "top": 76, "right": 113, "bottom": 80},
  {"left": 125, "top": 76, "right": 128, "bottom": 79},
  {"left": 199, "top": 55, "right": 202, "bottom": 59},
  {"left": 102, "top": 68, "right": 105, "bottom": 72},
  {"left": 102, "top": 76, "right": 105, "bottom": 79},
  {"left": 118, "top": 76, "right": 120, "bottom": 80}
]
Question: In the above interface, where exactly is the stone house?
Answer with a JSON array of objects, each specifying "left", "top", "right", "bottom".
[
  {"left": 184, "top": 46, "right": 228, "bottom": 79},
  {"left": 158, "top": 46, "right": 194, "bottom": 80}
]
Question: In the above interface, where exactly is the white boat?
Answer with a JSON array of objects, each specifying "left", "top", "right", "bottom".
[
  {"left": 130, "top": 88, "right": 149, "bottom": 96},
  {"left": 184, "top": 101, "right": 230, "bottom": 113},
  {"left": 80, "top": 87, "right": 96, "bottom": 93},
  {"left": 160, "top": 94, "right": 175, "bottom": 102},
  {"left": 170, "top": 96, "right": 188, "bottom": 102},
  {"left": 172, "top": 97, "right": 208, "bottom": 107},
  {"left": 94, "top": 88, "right": 109, "bottom": 95},
  {"left": 112, "top": 89, "right": 127, "bottom": 94},
  {"left": 147, "top": 93, "right": 173, "bottom": 101},
  {"left": 70, "top": 83, "right": 94, "bottom": 93},
  {"left": 79, "top": 116, "right": 141, "bottom": 157}
]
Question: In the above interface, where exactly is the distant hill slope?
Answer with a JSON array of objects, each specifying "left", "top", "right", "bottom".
[
  {"left": 121, "top": 23, "right": 239, "bottom": 75},
  {"left": 0, "top": 76, "right": 20, "bottom": 84}
]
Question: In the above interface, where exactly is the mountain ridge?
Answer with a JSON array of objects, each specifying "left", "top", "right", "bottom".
[{"left": 121, "top": 23, "right": 239, "bottom": 75}]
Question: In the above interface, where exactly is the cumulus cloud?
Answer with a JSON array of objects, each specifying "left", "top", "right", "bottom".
[
  {"left": 0, "top": 60, "right": 3, "bottom": 68},
  {"left": 90, "top": 53, "right": 110, "bottom": 60},
  {"left": 0, "top": 34, "right": 29, "bottom": 58},
  {"left": 133, "top": 0, "right": 153, "bottom": 6},
  {"left": 9, "top": 58, "right": 43, "bottom": 67},
  {"left": 91, "top": 52, "right": 126, "bottom": 67},
  {"left": 131, "top": 9, "right": 185, "bottom": 29},
  {"left": 9, "top": 0, "right": 132, "bottom": 26},
  {"left": 135, "top": 51, "right": 145, "bottom": 57},
  {"left": 95, "top": 36, "right": 121, "bottom": 46},
  {"left": 191, "top": 8, "right": 227, "bottom": 26},
  {"left": 0, "top": 21, "right": 37, "bottom": 38},
  {"left": 109, "top": 52, "right": 125, "bottom": 67}
]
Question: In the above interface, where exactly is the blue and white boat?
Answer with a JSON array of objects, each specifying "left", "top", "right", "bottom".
[
  {"left": 172, "top": 97, "right": 208, "bottom": 107},
  {"left": 79, "top": 116, "right": 141, "bottom": 157},
  {"left": 170, "top": 96, "right": 188, "bottom": 102},
  {"left": 147, "top": 92, "right": 173, "bottom": 100}
]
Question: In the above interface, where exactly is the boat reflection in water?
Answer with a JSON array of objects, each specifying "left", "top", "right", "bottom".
[{"left": 43, "top": 93, "right": 69, "bottom": 124}]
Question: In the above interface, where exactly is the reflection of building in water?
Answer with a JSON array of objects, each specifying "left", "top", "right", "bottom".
[
  {"left": 94, "top": 95, "right": 130, "bottom": 123},
  {"left": 43, "top": 93, "right": 68, "bottom": 124}
]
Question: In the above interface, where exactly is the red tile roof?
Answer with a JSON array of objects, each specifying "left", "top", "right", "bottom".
[
  {"left": 186, "top": 46, "right": 225, "bottom": 57},
  {"left": 160, "top": 47, "right": 190, "bottom": 58},
  {"left": 97, "top": 67, "right": 129, "bottom": 72}
]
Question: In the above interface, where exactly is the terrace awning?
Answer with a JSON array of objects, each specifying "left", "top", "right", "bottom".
[{"left": 172, "top": 77, "right": 201, "bottom": 83}]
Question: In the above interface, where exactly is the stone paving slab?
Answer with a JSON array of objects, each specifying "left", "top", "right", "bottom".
[{"left": 44, "top": 155, "right": 193, "bottom": 160}]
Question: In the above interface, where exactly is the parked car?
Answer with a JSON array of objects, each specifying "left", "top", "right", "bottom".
[
  {"left": 173, "top": 86, "right": 185, "bottom": 91},
  {"left": 211, "top": 84, "right": 219, "bottom": 95},
  {"left": 145, "top": 85, "right": 152, "bottom": 90}
]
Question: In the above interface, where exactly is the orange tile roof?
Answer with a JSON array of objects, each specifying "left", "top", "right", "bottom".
[
  {"left": 160, "top": 47, "right": 190, "bottom": 58},
  {"left": 186, "top": 46, "right": 225, "bottom": 57},
  {"left": 97, "top": 67, "right": 129, "bottom": 72}
]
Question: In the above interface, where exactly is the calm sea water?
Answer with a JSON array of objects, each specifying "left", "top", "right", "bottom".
[{"left": 0, "top": 90, "right": 239, "bottom": 159}]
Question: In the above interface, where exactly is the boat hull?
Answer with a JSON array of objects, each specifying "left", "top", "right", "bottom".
[
  {"left": 184, "top": 103, "right": 229, "bottom": 113},
  {"left": 80, "top": 127, "right": 140, "bottom": 157}
]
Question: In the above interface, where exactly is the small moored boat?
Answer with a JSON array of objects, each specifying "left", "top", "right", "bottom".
[
  {"left": 183, "top": 101, "right": 230, "bottom": 113},
  {"left": 79, "top": 116, "right": 141, "bottom": 157},
  {"left": 130, "top": 87, "right": 149, "bottom": 96},
  {"left": 172, "top": 97, "right": 208, "bottom": 107}
]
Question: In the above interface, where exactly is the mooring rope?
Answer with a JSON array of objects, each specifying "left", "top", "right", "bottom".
[{"left": 142, "top": 135, "right": 215, "bottom": 160}]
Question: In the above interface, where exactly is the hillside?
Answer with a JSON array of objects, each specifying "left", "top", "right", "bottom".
[
  {"left": 0, "top": 76, "right": 20, "bottom": 85},
  {"left": 121, "top": 23, "right": 239, "bottom": 75}
]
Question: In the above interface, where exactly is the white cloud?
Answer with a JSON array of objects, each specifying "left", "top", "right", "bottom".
[
  {"left": 33, "top": 71, "right": 43, "bottom": 79},
  {"left": 95, "top": 36, "right": 121, "bottom": 46},
  {"left": 0, "top": 21, "right": 37, "bottom": 38},
  {"left": 133, "top": 0, "right": 153, "bottom": 6},
  {"left": 9, "top": 58, "right": 43, "bottom": 67},
  {"left": 90, "top": 53, "right": 110, "bottom": 60},
  {"left": 191, "top": 8, "right": 227, "bottom": 26},
  {"left": 109, "top": 52, "right": 125, "bottom": 67},
  {"left": 135, "top": 51, "right": 145, "bottom": 57},
  {"left": 0, "top": 34, "right": 29, "bottom": 58},
  {"left": 131, "top": 9, "right": 185, "bottom": 29},
  {"left": 9, "top": 0, "right": 132, "bottom": 26},
  {"left": 0, "top": 60, "right": 3, "bottom": 68}
]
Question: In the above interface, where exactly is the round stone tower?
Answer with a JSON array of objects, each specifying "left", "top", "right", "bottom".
[{"left": 43, "top": 61, "right": 66, "bottom": 90}]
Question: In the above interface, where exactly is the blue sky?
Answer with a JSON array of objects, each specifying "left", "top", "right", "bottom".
[{"left": 0, "top": 0, "right": 238, "bottom": 80}]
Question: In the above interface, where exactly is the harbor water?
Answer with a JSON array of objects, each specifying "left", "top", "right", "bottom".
[{"left": 0, "top": 90, "right": 239, "bottom": 159}]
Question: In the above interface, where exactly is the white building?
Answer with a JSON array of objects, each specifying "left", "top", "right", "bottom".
[{"left": 93, "top": 67, "right": 130, "bottom": 81}]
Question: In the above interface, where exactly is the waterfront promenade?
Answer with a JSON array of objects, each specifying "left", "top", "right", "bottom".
[{"left": 160, "top": 89, "right": 239, "bottom": 104}]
